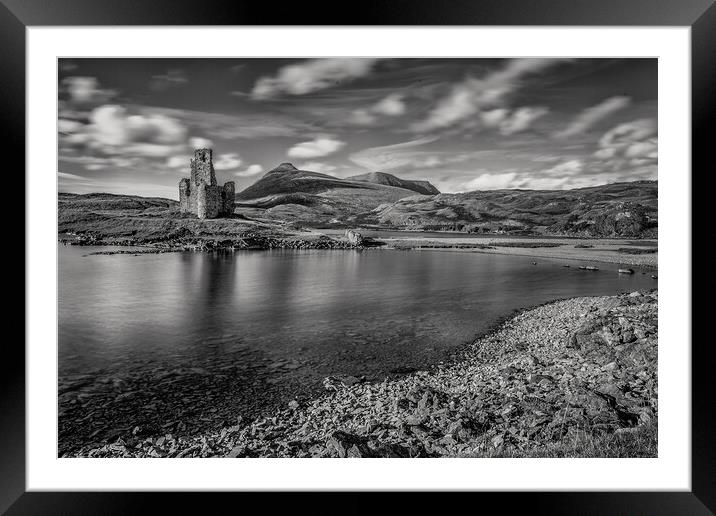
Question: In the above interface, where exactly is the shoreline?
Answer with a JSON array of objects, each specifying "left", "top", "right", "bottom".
[
  {"left": 68, "top": 289, "right": 658, "bottom": 458},
  {"left": 391, "top": 245, "right": 658, "bottom": 268},
  {"left": 61, "top": 232, "right": 658, "bottom": 269}
]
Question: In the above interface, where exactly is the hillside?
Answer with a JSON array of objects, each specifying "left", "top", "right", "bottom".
[
  {"left": 365, "top": 181, "right": 657, "bottom": 238},
  {"left": 58, "top": 192, "right": 287, "bottom": 244},
  {"left": 235, "top": 163, "right": 437, "bottom": 227},
  {"left": 345, "top": 171, "right": 440, "bottom": 195},
  {"left": 59, "top": 180, "right": 658, "bottom": 239}
]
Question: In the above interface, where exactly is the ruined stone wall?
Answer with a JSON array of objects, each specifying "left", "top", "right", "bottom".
[
  {"left": 205, "top": 186, "right": 222, "bottom": 219},
  {"left": 191, "top": 148, "right": 216, "bottom": 186},
  {"left": 179, "top": 178, "right": 190, "bottom": 213},
  {"left": 222, "top": 182, "right": 235, "bottom": 215},
  {"left": 179, "top": 149, "right": 233, "bottom": 218}
]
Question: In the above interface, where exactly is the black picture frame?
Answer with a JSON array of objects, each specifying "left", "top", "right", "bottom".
[{"left": 4, "top": 0, "right": 712, "bottom": 513}]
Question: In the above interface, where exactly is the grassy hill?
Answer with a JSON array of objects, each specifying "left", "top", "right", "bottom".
[
  {"left": 58, "top": 192, "right": 290, "bottom": 244},
  {"left": 364, "top": 180, "right": 657, "bottom": 237},
  {"left": 235, "top": 163, "right": 437, "bottom": 227}
]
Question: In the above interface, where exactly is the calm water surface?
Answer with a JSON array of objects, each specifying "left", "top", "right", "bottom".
[{"left": 58, "top": 244, "right": 656, "bottom": 449}]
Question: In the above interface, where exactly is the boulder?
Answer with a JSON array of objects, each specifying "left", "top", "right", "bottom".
[{"left": 345, "top": 229, "right": 364, "bottom": 246}]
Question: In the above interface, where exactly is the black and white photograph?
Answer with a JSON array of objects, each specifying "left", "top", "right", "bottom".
[{"left": 57, "top": 57, "right": 659, "bottom": 459}]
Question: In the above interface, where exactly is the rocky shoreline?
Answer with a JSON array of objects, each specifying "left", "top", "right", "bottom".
[
  {"left": 59, "top": 229, "right": 385, "bottom": 254},
  {"left": 69, "top": 290, "right": 657, "bottom": 458}
]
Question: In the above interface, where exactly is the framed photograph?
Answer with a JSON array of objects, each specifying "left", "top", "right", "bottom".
[{"left": 6, "top": 0, "right": 712, "bottom": 512}]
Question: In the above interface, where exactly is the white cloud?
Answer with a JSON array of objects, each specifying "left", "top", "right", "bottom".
[
  {"left": 189, "top": 136, "right": 213, "bottom": 149},
  {"left": 593, "top": 118, "right": 657, "bottom": 174},
  {"left": 480, "top": 108, "right": 509, "bottom": 128},
  {"left": 499, "top": 106, "right": 549, "bottom": 135},
  {"left": 89, "top": 105, "right": 188, "bottom": 147},
  {"left": 624, "top": 140, "right": 658, "bottom": 158},
  {"left": 412, "top": 58, "right": 563, "bottom": 132},
  {"left": 599, "top": 118, "right": 657, "bottom": 149},
  {"left": 61, "top": 76, "right": 117, "bottom": 107},
  {"left": 166, "top": 155, "right": 191, "bottom": 169},
  {"left": 554, "top": 96, "right": 631, "bottom": 139},
  {"left": 348, "top": 136, "right": 439, "bottom": 170},
  {"left": 58, "top": 104, "right": 219, "bottom": 169},
  {"left": 58, "top": 119, "right": 84, "bottom": 134},
  {"left": 350, "top": 93, "right": 407, "bottom": 125},
  {"left": 593, "top": 148, "right": 616, "bottom": 160},
  {"left": 252, "top": 58, "right": 380, "bottom": 99},
  {"left": 542, "top": 159, "right": 584, "bottom": 176},
  {"left": 234, "top": 164, "right": 264, "bottom": 177},
  {"left": 287, "top": 136, "right": 346, "bottom": 159},
  {"left": 372, "top": 94, "right": 406, "bottom": 116},
  {"left": 213, "top": 152, "right": 243, "bottom": 171},
  {"left": 58, "top": 171, "right": 86, "bottom": 180},
  {"left": 349, "top": 109, "right": 377, "bottom": 125}
]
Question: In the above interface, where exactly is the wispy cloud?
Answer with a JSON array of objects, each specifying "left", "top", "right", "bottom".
[
  {"left": 214, "top": 152, "right": 243, "bottom": 171},
  {"left": 234, "top": 164, "right": 264, "bottom": 177},
  {"left": 497, "top": 106, "right": 550, "bottom": 135},
  {"left": 149, "top": 107, "right": 317, "bottom": 140},
  {"left": 553, "top": 96, "right": 631, "bottom": 139},
  {"left": 287, "top": 136, "right": 346, "bottom": 159},
  {"left": 411, "top": 58, "right": 564, "bottom": 132},
  {"left": 251, "top": 58, "right": 381, "bottom": 99},
  {"left": 149, "top": 69, "right": 188, "bottom": 92},
  {"left": 592, "top": 118, "right": 657, "bottom": 172},
  {"left": 60, "top": 76, "right": 117, "bottom": 109},
  {"left": 350, "top": 93, "right": 407, "bottom": 125},
  {"left": 348, "top": 136, "right": 439, "bottom": 170}
]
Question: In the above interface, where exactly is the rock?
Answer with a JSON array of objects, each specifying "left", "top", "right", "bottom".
[
  {"left": 491, "top": 434, "right": 505, "bottom": 448},
  {"left": 345, "top": 229, "right": 364, "bottom": 246},
  {"left": 405, "top": 414, "right": 427, "bottom": 426},
  {"left": 326, "top": 431, "right": 366, "bottom": 458},
  {"left": 227, "top": 445, "right": 246, "bottom": 458}
]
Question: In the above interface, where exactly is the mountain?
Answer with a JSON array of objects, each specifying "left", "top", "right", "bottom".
[
  {"left": 366, "top": 180, "right": 657, "bottom": 238},
  {"left": 235, "top": 163, "right": 438, "bottom": 227},
  {"left": 345, "top": 171, "right": 440, "bottom": 195}
]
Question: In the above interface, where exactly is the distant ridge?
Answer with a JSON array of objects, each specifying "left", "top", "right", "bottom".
[
  {"left": 237, "top": 163, "right": 439, "bottom": 199},
  {"left": 345, "top": 171, "right": 440, "bottom": 195},
  {"left": 367, "top": 180, "right": 658, "bottom": 237}
]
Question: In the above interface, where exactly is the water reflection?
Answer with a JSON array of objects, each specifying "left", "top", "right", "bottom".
[{"left": 59, "top": 246, "right": 656, "bottom": 382}]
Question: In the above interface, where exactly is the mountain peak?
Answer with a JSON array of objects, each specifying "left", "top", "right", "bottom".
[{"left": 271, "top": 163, "right": 298, "bottom": 173}]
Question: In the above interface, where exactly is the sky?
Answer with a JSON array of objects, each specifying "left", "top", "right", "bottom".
[{"left": 58, "top": 58, "right": 657, "bottom": 199}]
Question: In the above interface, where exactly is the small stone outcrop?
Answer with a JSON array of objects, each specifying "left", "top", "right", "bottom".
[
  {"left": 179, "top": 148, "right": 235, "bottom": 219},
  {"left": 345, "top": 229, "right": 364, "bottom": 246}
]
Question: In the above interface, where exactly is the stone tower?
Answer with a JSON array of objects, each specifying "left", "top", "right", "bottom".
[{"left": 178, "top": 148, "right": 235, "bottom": 219}]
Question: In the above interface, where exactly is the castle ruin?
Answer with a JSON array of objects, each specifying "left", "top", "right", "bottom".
[{"left": 178, "top": 149, "right": 235, "bottom": 219}]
